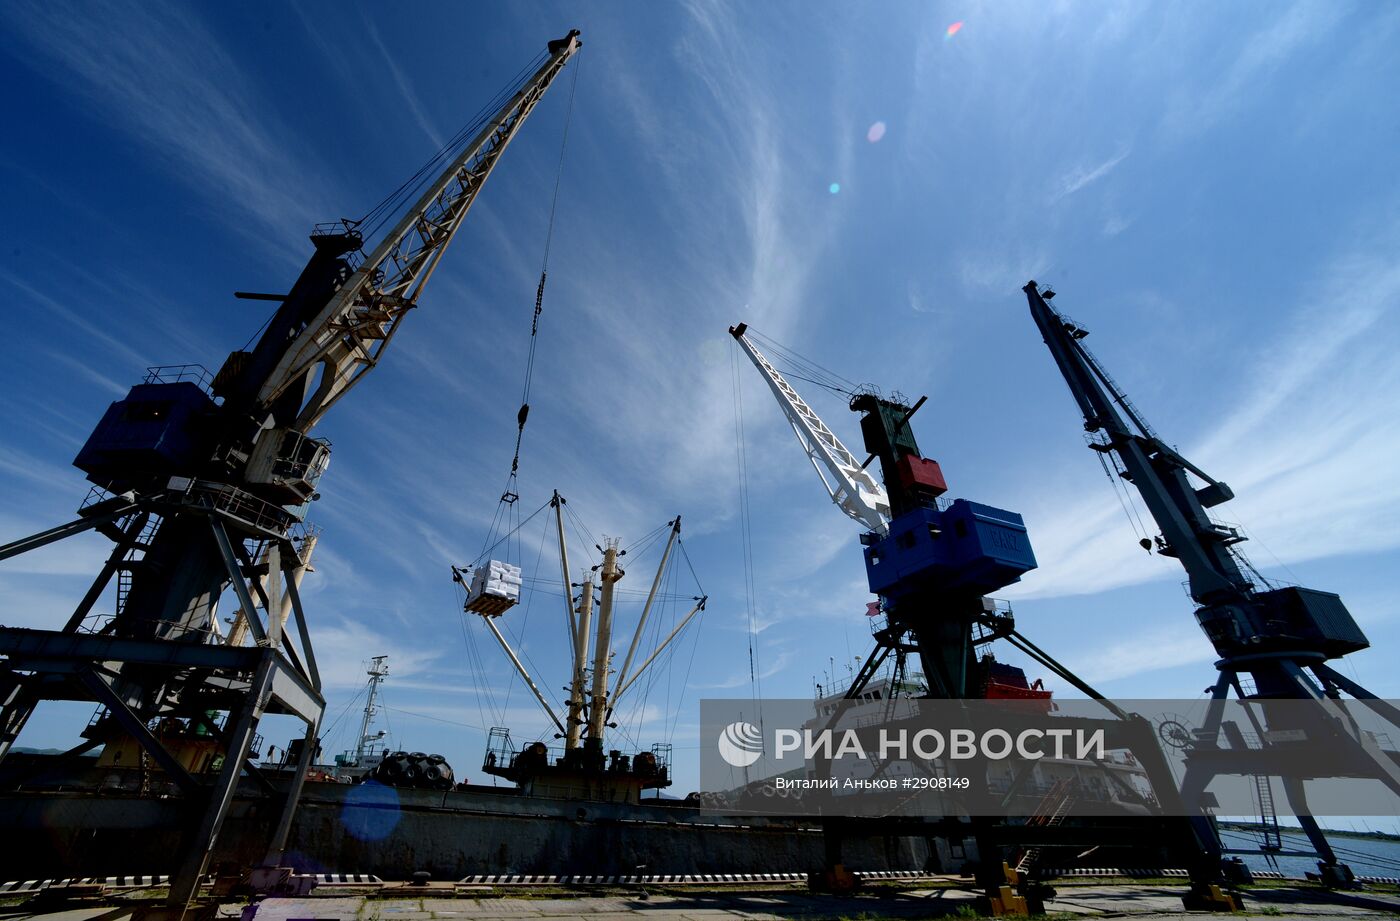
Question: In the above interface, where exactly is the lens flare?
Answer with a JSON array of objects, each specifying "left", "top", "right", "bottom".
[
  {"left": 828, "top": 182, "right": 841, "bottom": 194},
  {"left": 341, "top": 780, "right": 401, "bottom": 841},
  {"left": 946, "top": 21, "right": 963, "bottom": 38},
  {"left": 866, "top": 121, "right": 887, "bottom": 143}
]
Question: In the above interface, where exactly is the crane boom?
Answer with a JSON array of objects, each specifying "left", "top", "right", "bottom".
[
  {"left": 1022, "top": 281, "right": 1245, "bottom": 602},
  {"left": 260, "top": 31, "right": 583, "bottom": 431},
  {"left": 729, "top": 324, "right": 890, "bottom": 534}
]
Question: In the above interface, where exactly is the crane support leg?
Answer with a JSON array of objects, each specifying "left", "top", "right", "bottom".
[
  {"left": 1312, "top": 663, "right": 1400, "bottom": 725},
  {"left": 263, "top": 715, "right": 320, "bottom": 867},
  {"left": 168, "top": 654, "right": 275, "bottom": 909},
  {"left": 0, "top": 675, "right": 38, "bottom": 762},
  {"left": 1279, "top": 776, "right": 1357, "bottom": 887}
]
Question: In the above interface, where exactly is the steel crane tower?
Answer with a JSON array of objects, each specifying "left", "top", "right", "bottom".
[
  {"left": 1024, "top": 280, "right": 1400, "bottom": 886},
  {"left": 0, "top": 30, "right": 582, "bottom": 908}
]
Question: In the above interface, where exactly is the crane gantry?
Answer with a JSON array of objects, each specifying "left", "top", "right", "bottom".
[{"left": 0, "top": 29, "right": 582, "bottom": 909}]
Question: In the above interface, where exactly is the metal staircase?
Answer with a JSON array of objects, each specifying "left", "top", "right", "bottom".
[{"left": 1016, "top": 778, "right": 1077, "bottom": 872}]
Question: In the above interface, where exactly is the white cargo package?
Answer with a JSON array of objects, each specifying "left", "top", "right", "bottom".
[{"left": 465, "top": 559, "right": 523, "bottom": 616}]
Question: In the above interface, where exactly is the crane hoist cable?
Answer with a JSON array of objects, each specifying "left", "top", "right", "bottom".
[
  {"left": 729, "top": 341, "right": 764, "bottom": 730},
  {"left": 459, "top": 52, "right": 580, "bottom": 576},
  {"left": 497, "top": 49, "right": 582, "bottom": 510}
]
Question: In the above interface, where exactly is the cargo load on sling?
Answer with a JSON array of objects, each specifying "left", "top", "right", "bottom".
[{"left": 465, "top": 559, "right": 523, "bottom": 616}]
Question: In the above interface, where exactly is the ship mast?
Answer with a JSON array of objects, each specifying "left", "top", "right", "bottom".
[
  {"left": 565, "top": 573, "right": 595, "bottom": 750},
  {"left": 354, "top": 656, "right": 389, "bottom": 766},
  {"left": 586, "top": 539, "right": 622, "bottom": 745},
  {"left": 460, "top": 499, "right": 706, "bottom": 772}
]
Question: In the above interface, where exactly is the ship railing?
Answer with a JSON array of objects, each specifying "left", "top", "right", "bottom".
[
  {"left": 988, "top": 776, "right": 1146, "bottom": 805},
  {"left": 1238, "top": 727, "right": 1395, "bottom": 754},
  {"left": 144, "top": 364, "right": 215, "bottom": 395},
  {"left": 79, "top": 485, "right": 113, "bottom": 511},
  {"left": 482, "top": 727, "right": 518, "bottom": 771},
  {"left": 973, "top": 599, "right": 1016, "bottom": 644},
  {"left": 311, "top": 221, "right": 366, "bottom": 269},
  {"left": 177, "top": 480, "right": 295, "bottom": 537},
  {"left": 73, "top": 610, "right": 234, "bottom": 648}
]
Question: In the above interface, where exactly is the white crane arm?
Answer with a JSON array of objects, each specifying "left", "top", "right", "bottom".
[{"left": 729, "top": 325, "right": 890, "bottom": 534}]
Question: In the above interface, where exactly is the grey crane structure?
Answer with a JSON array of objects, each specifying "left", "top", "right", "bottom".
[
  {"left": 0, "top": 30, "right": 582, "bottom": 910},
  {"left": 1024, "top": 280, "right": 1400, "bottom": 887}
]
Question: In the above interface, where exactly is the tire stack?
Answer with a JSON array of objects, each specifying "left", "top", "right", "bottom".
[{"left": 365, "top": 751, "right": 456, "bottom": 790}]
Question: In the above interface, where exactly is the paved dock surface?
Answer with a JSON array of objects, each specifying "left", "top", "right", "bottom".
[{"left": 4, "top": 884, "right": 1399, "bottom": 919}]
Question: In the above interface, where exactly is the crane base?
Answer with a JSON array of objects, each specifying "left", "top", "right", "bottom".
[{"left": 1181, "top": 884, "right": 1243, "bottom": 912}]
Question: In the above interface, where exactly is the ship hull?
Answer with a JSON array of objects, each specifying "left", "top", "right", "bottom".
[{"left": 1, "top": 781, "right": 945, "bottom": 880}]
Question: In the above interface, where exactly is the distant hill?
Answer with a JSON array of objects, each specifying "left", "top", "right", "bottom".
[
  {"left": 11, "top": 747, "right": 68, "bottom": 755},
  {"left": 11, "top": 747, "right": 99, "bottom": 758}
]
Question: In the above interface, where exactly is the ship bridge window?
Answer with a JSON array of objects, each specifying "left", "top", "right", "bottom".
[{"left": 954, "top": 519, "right": 968, "bottom": 538}]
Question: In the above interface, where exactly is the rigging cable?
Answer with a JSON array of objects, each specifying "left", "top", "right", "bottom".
[
  {"left": 357, "top": 51, "right": 549, "bottom": 242},
  {"left": 499, "top": 515, "right": 553, "bottom": 720},
  {"left": 746, "top": 327, "right": 861, "bottom": 396},
  {"left": 319, "top": 683, "right": 369, "bottom": 755},
  {"left": 1094, "top": 445, "right": 1150, "bottom": 546}
]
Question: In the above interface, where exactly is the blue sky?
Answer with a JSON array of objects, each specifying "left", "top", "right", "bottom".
[{"left": 2, "top": 1, "right": 1399, "bottom": 797}]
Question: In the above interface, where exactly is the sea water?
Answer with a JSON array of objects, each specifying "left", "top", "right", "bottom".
[{"left": 1220, "top": 827, "right": 1400, "bottom": 879}]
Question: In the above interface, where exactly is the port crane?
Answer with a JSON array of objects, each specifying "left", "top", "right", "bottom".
[
  {"left": 729, "top": 324, "right": 1241, "bottom": 914},
  {"left": 0, "top": 30, "right": 582, "bottom": 908},
  {"left": 1024, "top": 280, "right": 1400, "bottom": 886},
  {"left": 732, "top": 323, "right": 1041, "bottom": 701}
]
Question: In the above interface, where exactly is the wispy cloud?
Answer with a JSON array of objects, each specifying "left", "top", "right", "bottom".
[
  {"left": 1062, "top": 625, "right": 1216, "bottom": 684},
  {"left": 1102, "top": 214, "right": 1133, "bottom": 237},
  {"left": 957, "top": 246, "right": 1052, "bottom": 296},
  {"left": 1160, "top": 1, "right": 1342, "bottom": 139},
  {"left": 1050, "top": 147, "right": 1130, "bottom": 202},
  {"left": 361, "top": 16, "right": 445, "bottom": 150},
  {"left": 312, "top": 619, "right": 446, "bottom": 691},
  {"left": 693, "top": 649, "right": 795, "bottom": 690},
  {"left": 534, "top": 0, "right": 858, "bottom": 537},
  {"left": 2, "top": 0, "right": 328, "bottom": 254}
]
